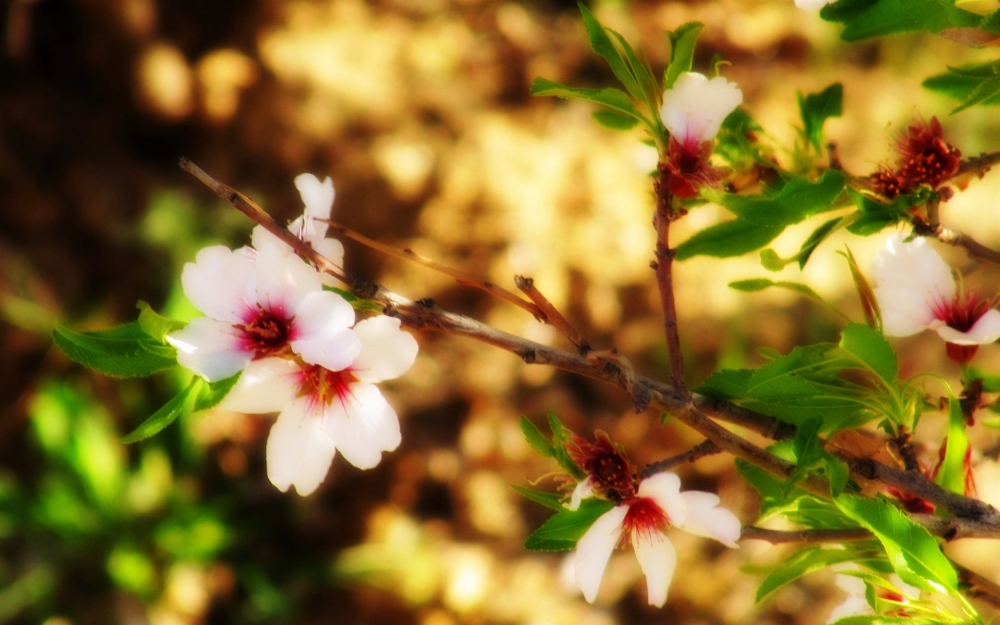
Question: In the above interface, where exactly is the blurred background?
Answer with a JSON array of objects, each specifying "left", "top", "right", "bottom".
[{"left": 4, "top": 0, "right": 1000, "bottom": 623}]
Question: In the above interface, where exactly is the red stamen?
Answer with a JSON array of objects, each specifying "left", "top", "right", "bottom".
[
  {"left": 239, "top": 306, "right": 297, "bottom": 358},
  {"left": 622, "top": 497, "right": 670, "bottom": 541},
  {"left": 566, "top": 432, "right": 636, "bottom": 503}
]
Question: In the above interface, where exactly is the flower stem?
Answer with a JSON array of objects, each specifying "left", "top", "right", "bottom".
[{"left": 653, "top": 165, "right": 688, "bottom": 399}]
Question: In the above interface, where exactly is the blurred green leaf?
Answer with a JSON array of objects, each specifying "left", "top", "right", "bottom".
[
  {"left": 936, "top": 397, "right": 970, "bottom": 495},
  {"left": 512, "top": 485, "right": 565, "bottom": 511},
  {"left": 524, "top": 498, "right": 614, "bottom": 551},
  {"left": 530, "top": 78, "right": 642, "bottom": 119},
  {"left": 756, "top": 547, "right": 858, "bottom": 602},
  {"left": 53, "top": 321, "right": 176, "bottom": 378},
  {"left": 797, "top": 217, "right": 843, "bottom": 268},
  {"left": 729, "top": 278, "right": 824, "bottom": 303},
  {"left": 121, "top": 380, "right": 198, "bottom": 444},
  {"left": 194, "top": 371, "right": 241, "bottom": 411},
  {"left": 107, "top": 545, "right": 158, "bottom": 598},
  {"left": 520, "top": 416, "right": 555, "bottom": 458},
  {"left": 835, "top": 494, "right": 957, "bottom": 594},
  {"left": 592, "top": 110, "right": 640, "bottom": 130},
  {"left": 799, "top": 84, "right": 843, "bottom": 153},
  {"left": 548, "top": 412, "right": 586, "bottom": 480},
  {"left": 838, "top": 323, "right": 897, "bottom": 385},
  {"left": 607, "top": 29, "right": 659, "bottom": 115},
  {"left": 676, "top": 219, "right": 784, "bottom": 260},
  {"left": 577, "top": 2, "right": 642, "bottom": 100},
  {"left": 664, "top": 22, "right": 704, "bottom": 89},
  {"left": 696, "top": 369, "right": 752, "bottom": 400},
  {"left": 925, "top": 62, "right": 1000, "bottom": 109},
  {"left": 824, "top": 0, "right": 981, "bottom": 41},
  {"left": 137, "top": 301, "right": 186, "bottom": 343},
  {"left": 717, "top": 170, "right": 847, "bottom": 227}
]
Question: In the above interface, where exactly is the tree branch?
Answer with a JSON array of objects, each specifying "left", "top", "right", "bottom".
[
  {"left": 740, "top": 526, "right": 873, "bottom": 544},
  {"left": 641, "top": 440, "right": 721, "bottom": 478},
  {"left": 652, "top": 168, "right": 688, "bottom": 398}
]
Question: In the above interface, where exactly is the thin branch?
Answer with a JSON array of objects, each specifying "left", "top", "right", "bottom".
[
  {"left": 180, "top": 158, "right": 1000, "bottom": 539},
  {"left": 514, "top": 275, "right": 591, "bottom": 354},
  {"left": 641, "top": 440, "right": 721, "bottom": 478},
  {"left": 933, "top": 226, "right": 1000, "bottom": 265},
  {"left": 958, "top": 563, "right": 1000, "bottom": 610},
  {"left": 740, "top": 526, "right": 873, "bottom": 544},
  {"left": 957, "top": 150, "right": 1000, "bottom": 177},
  {"left": 652, "top": 167, "right": 688, "bottom": 398},
  {"left": 322, "top": 219, "right": 546, "bottom": 320}
]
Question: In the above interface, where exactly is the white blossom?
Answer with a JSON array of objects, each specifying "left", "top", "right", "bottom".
[
  {"left": 220, "top": 315, "right": 419, "bottom": 495},
  {"left": 827, "top": 565, "right": 919, "bottom": 623},
  {"left": 872, "top": 234, "right": 1000, "bottom": 345},
  {"left": 659, "top": 72, "right": 743, "bottom": 146},
  {"left": 795, "top": 0, "right": 835, "bottom": 10},
  {"left": 166, "top": 244, "right": 360, "bottom": 382},
  {"left": 572, "top": 472, "right": 740, "bottom": 607}
]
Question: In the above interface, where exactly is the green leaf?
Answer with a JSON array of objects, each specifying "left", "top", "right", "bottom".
[
  {"left": 953, "top": 74, "right": 1000, "bottom": 113},
  {"left": 136, "top": 301, "right": 186, "bottom": 343},
  {"left": 592, "top": 110, "right": 640, "bottom": 131},
  {"left": 121, "top": 381, "right": 198, "bottom": 444},
  {"left": 512, "top": 485, "right": 566, "bottom": 512},
  {"left": 819, "top": 0, "right": 879, "bottom": 23},
  {"left": 924, "top": 60, "right": 1000, "bottom": 108},
  {"left": 728, "top": 279, "right": 825, "bottom": 303},
  {"left": 607, "top": 30, "right": 659, "bottom": 113},
  {"left": 194, "top": 371, "right": 242, "bottom": 411},
  {"left": 696, "top": 369, "right": 752, "bottom": 400},
  {"left": 530, "top": 78, "right": 641, "bottom": 119},
  {"left": 838, "top": 323, "right": 897, "bottom": 385},
  {"left": 834, "top": 494, "right": 958, "bottom": 594},
  {"left": 717, "top": 170, "right": 847, "bottom": 228},
  {"left": 664, "top": 22, "right": 704, "bottom": 89},
  {"left": 675, "top": 219, "right": 784, "bottom": 260},
  {"left": 548, "top": 412, "right": 585, "bottom": 480},
  {"left": 787, "top": 418, "right": 850, "bottom": 496},
  {"left": 521, "top": 416, "right": 556, "bottom": 458},
  {"left": 796, "top": 217, "right": 843, "bottom": 268},
  {"left": 756, "top": 547, "right": 859, "bottom": 602},
  {"left": 799, "top": 84, "right": 843, "bottom": 153},
  {"left": 832, "top": 0, "right": 982, "bottom": 41},
  {"left": 736, "top": 459, "right": 804, "bottom": 518},
  {"left": 524, "top": 497, "right": 614, "bottom": 551},
  {"left": 53, "top": 321, "right": 177, "bottom": 378},
  {"left": 935, "top": 396, "right": 970, "bottom": 495},
  {"left": 577, "top": 2, "right": 642, "bottom": 100}
]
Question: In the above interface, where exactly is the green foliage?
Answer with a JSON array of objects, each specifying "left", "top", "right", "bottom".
[
  {"left": 678, "top": 171, "right": 846, "bottom": 260},
  {"left": 935, "top": 397, "right": 970, "bottom": 495},
  {"left": 728, "top": 278, "right": 825, "bottom": 302},
  {"left": 924, "top": 61, "right": 1000, "bottom": 112},
  {"left": 788, "top": 418, "right": 850, "bottom": 496},
  {"left": 755, "top": 547, "right": 859, "bottom": 602},
  {"left": 835, "top": 495, "right": 958, "bottom": 595},
  {"left": 548, "top": 412, "right": 587, "bottom": 480},
  {"left": 844, "top": 189, "right": 915, "bottom": 236},
  {"left": 136, "top": 301, "right": 186, "bottom": 343},
  {"left": 839, "top": 323, "right": 897, "bottom": 384},
  {"left": 530, "top": 79, "right": 641, "bottom": 120},
  {"left": 193, "top": 372, "right": 242, "bottom": 411},
  {"left": 53, "top": 321, "right": 177, "bottom": 378},
  {"left": 512, "top": 485, "right": 565, "bottom": 511},
  {"left": 798, "top": 83, "right": 843, "bottom": 154},
  {"left": 664, "top": 22, "right": 704, "bottom": 89},
  {"left": 520, "top": 416, "right": 556, "bottom": 458},
  {"left": 822, "top": 0, "right": 982, "bottom": 41},
  {"left": 523, "top": 498, "right": 614, "bottom": 552},
  {"left": 592, "top": 110, "right": 640, "bottom": 130},
  {"left": 120, "top": 380, "right": 198, "bottom": 444}
]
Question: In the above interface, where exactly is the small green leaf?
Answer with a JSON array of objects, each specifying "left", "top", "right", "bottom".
[
  {"left": 592, "top": 110, "right": 640, "bottom": 131},
  {"left": 530, "top": 78, "right": 641, "bottom": 119},
  {"left": 194, "top": 371, "right": 242, "bottom": 411},
  {"left": 121, "top": 381, "right": 198, "bottom": 444},
  {"left": 664, "top": 22, "right": 704, "bottom": 89},
  {"left": 819, "top": 0, "right": 879, "bottom": 23},
  {"left": 577, "top": 2, "right": 642, "bottom": 100},
  {"left": 833, "top": 0, "right": 982, "bottom": 41},
  {"left": 696, "top": 369, "right": 752, "bottom": 400},
  {"left": 729, "top": 278, "right": 825, "bottom": 303},
  {"left": 953, "top": 74, "right": 1000, "bottom": 113},
  {"left": 935, "top": 396, "right": 970, "bottom": 496},
  {"left": 759, "top": 249, "right": 788, "bottom": 271},
  {"left": 512, "top": 485, "right": 565, "bottom": 511},
  {"left": 797, "top": 217, "right": 843, "bottom": 268},
  {"left": 53, "top": 322, "right": 177, "bottom": 378},
  {"left": 838, "top": 323, "right": 897, "bottom": 385},
  {"left": 756, "top": 547, "right": 859, "bottom": 602},
  {"left": 524, "top": 497, "right": 614, "bottom": 551},
  {"left": 924, "top": 60, "right": 1000, "bottom": 108},
  {"left": 841, "top": 247, "right": 882, "bottom": 331},
  {"left": 676, "top": 219, "right": 785, "bottom": 260},
  {"left": 718, "top": 170, "right": 847, "bottom": 228},
  {"left": 834, "top": 494, "right": 958, "bottom": 595},
  {"left": 520, "top": 416, "right": 555, "bottom": 458},
  {"left": 136, "top": 301, "right": 186, "bottom": 343},
  {"left": 548, "top": 412, "right": 585, "bottom": 480},
  {"left": 607, "top": 29, "right": 659, "bottom": 114},
  {"left": 799, "top": 83, "right": 843, "bottom": 153}
]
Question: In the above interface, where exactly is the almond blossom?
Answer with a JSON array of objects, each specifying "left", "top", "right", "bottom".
[
  {"left": 573, "top": 472, "right": 741, "bottom": 607},
  {"left": 827, "top": 566, "right": 919, "bottom": 623},
  {"left": 658, "top": 72, "right": 743, "bottom": 197},
  {"left": 871, "top": 233, "right": 1000, "bottom": 362},
  {"left": 219, "top": 315, "right": 419, "bottom": 495},
  {"left": 166, "top": 244, "right": 360, "bottom": 381}
]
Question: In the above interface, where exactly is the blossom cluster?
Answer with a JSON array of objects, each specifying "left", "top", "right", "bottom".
[{"left": 167, "top": 174, "right": 418, "bottom": 495}]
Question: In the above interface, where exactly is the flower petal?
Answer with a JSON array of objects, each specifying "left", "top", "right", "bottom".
[
  {"left": 872, "top": 233, "right": 955, "bottom": 308},
  {"left": 637, "top": 472, "right": 686, "bottom": 526},
  {"left": 266, "top": 397, "right": 337, "bottom": 496},
  {"left": 218, "top": 357, "right": 301, "bottom": 413},
  {"left": 167, "top": 317, "right": 252, "bottom": 381},
  {"left": 290, "top": 291, "right": 361, "bottom": 371},
  {"left": 575, "top": 505, "right": 627, "bottom": 604},
  {"left": 795, "top": 0, "right": 834, "bottom": 10},
  {"left": 677, "top": 491, "right": 741, "bottom": 548},
  {"left": 350, "top": 315, "right": 419, "bottom": 383},
  {"left": 873, "top": 286, "right": 939, "bottom": 336},
  {"left": 324, "top": 382, "right": 401, "bottom": 470},
  {"left": 254, "top": 245, "right": 324, "bottom": 315},
  {"left": 293, "top": 173, "right": 335, "bottom": 244},
  {"left": 567, "top": 478, "right": 595, "bottom": 511},
  {"left": 181, "top": 246, "right": 257, "bottom": 324},
  {"left": 659, "top": 72, "right": 742, "bottom": 144},
  {"left": 937, "top": 308, "right": 1000, "bottom": 345},
  {"left": 632, "top": 530, "right": 677, "bottom": 608}
]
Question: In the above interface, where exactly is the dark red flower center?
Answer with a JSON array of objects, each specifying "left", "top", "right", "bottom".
[
  {"left": 661, "top": 136, "right": 720, "bottom": 199},
  {"left": 622, "top": 497, "right": 670, "bottom": 540},
  {"left": 299, "top": 363, "right": 358, "bottom": 410},
  {"left": 240, "top": 307, "right": 296, "bottom": 358},
  {"left": 872, "top": 117, "right": 961, "bottom": 199},
  {"left": 931, "top": 289, "right": 990, "bottom": 333},
  {"left": 566, "top": 432, "right": 636, "bottom": 503}
]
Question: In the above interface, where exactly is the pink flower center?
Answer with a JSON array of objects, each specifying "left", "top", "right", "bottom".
[
  {"left": 930, "top": 289, "right": 991, "bottom": 333},
  {"left": 622, "top": 497, "right": 670, "bottom": 541},
  {"left": 239, "top": 306, "right": 297, "bottom": 359},
  {"left": 298, "top": 363, "right": 358, "bottom": 410}
]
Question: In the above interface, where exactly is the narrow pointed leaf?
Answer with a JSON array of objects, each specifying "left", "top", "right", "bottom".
[
  {"left": 521, "top": 416, "right": 555, "bottom": 458},
  {"left": 513, "top": 485, "right": 565, "bottom": 511},
  {"left": 194, "top": 371, "right": 242, "bottom": 411},
  {"left": 664, "top": 22, "right": 704, "bottom": 88},
  {"left": 577, "top": 3, "right": 642, "bottom": 99},
  {"left": 524, "top": 497, "right": 614, "bottom": 551},
  {"left": 530, "top": 78, "right": 641, "bottom": 119},
  {"left": 121, "top": 381, "right": 198, "bottom": 444},
  {"left": 53, "top": 321, "right": 177, "bottom": 378}
]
